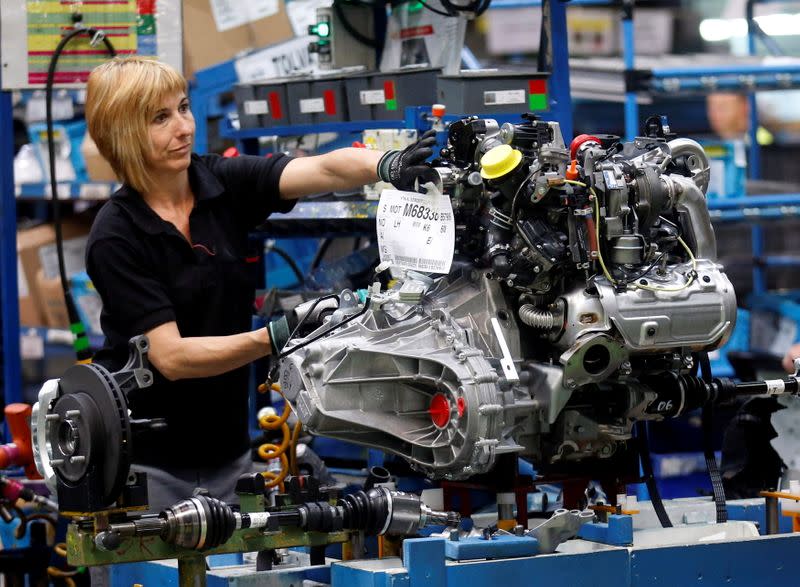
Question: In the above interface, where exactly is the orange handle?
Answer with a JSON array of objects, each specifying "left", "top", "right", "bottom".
[{"left": 3, "top": 404, "right": 41, "bottom": 479}]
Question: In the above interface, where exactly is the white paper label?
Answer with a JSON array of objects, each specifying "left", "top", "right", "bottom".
[
  {"left": 248, "top": 0, "right": 280, "bottom": 21},
  {"left": 376, "top": 187, "right": 455, "bottom": 274},
  {"left": 767, "top": 380, "right": 786, "bottom": 395},
  {"left": 360, "top": 89, "right": 386, "bottom": 105},
  {"left": 483, "top": 89, "right": 525, "bottom": 106},
  {"left": 244, "top": 100, "right": 269, "bottom": 115},
  {"left": 247, "top": 511, "right": 271, "bottom": 528},
  {"left": 20, "top": 330, "right": 44, "bottom": 360},
  {"left": 209, "top": 0, "right": 247, "bottom": 31},
  {"left": 299, "top": 97, "right": 325, "bottom": 113}
]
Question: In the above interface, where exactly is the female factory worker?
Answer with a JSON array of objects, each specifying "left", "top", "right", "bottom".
[{"left": 84, "top": 57, "right": 435, "bottom": 512}]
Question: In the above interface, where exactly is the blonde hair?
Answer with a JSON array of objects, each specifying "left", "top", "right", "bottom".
[{"left": 85, "top": 57, "right": 187, "bottom": 194}]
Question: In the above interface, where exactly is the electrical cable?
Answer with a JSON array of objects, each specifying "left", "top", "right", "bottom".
[
  {"left": 585, "top": 184, "right": 697, "bottom": 292},
  {"left": 279, "top": 298, "right": 372, "bottom": 360},
  {"left": 439, "top": 0, "right": 490, "bottom": 17},
  {"left": 617, "top": 253, "right": 666, "bottom": 284},
  {"left": 510, "top": 166, "right": 538, "bottom": 223},
  {"left": 310, "top": 238, "right": 333, "bottom": 271},
  {"left": 699, "top": 352, "right": 728, "bottom": 523},
  {"left": 334, "top": 0, "right": 377, "bottom": 47},
  {"left": 265, "top": 292, "right": 342, "bottom": 386},
  {"left": 286, "top": 293, "right": 341, "bottom": 345},
  {"left": 266, "top": 243, "right": 307, "bottom": 287},
  {"left": 636, "top": 421, "right": 672, "bottom": 528},
  {"left": 418, "top": 0, "right": 454, "bottom": 16},
  {"left": 537, "top": 0, "right": 549, "bottom": 73},
  {"left": 46, "top": 20, "right": 115, "bottom": 363}
]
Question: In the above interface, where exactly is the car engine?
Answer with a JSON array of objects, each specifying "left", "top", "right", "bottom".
[{"left": 278, "top": 115, "right": 737, "bottom": 480}]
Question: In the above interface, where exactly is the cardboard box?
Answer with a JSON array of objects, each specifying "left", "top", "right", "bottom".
[
  {"left": 18, "top": 257, "right": 43, "bottom": 326},
  {"left": 17, "top": 220, "right": 91, "bottom": 328},
  {"left": 37, "top": 270, "right": 70, "bottom": 329},
  {"left": 80, "top": 132, "right": 118, "bottom": 183},
  {"left": 182, "top": 0, "right": 295, "bottom": 79}
]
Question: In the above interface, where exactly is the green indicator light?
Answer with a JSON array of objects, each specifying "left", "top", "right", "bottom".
[
  {"left": 385, "top": 98, "right": 398, "bottom": 111},
  {"left": 408, "top": 1, "right": 423, "bottom": 12},
  {"left": 317, "top": 22, "right": 330, "bottom": 37}
]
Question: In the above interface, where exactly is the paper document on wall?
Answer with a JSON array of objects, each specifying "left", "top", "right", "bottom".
[{"left": 210, "top": 0, "right": 279, "bottom": 31}]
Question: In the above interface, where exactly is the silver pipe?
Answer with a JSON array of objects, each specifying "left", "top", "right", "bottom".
[
  {"left": 667, "top": 137, "right": 711, "bottom": 194},
  {"left": 668, "top": 175, "right": 718, "bottom": 261},
  {"left": 519, "top": 305, "right": 557, "bottom": 330}
]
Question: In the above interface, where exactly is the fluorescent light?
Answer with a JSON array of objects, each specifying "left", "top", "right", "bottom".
[
  {"left": 699, "top": 18, "right": 748, "bottom": 42},
  {"left": 700, "top": 13, "right": 800, "bottom": 42}
]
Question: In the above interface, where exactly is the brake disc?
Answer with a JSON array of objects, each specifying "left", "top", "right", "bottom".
[{"left": 47, "top": 362, "right": 132, "bottom": 509}]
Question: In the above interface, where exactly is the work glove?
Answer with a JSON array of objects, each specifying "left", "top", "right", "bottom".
[
  {"left": 267, "top": 316, "right": 291, "bottom": 355},
  {"left": 377, "top": 129, "right": 439, "bottom": 191}
]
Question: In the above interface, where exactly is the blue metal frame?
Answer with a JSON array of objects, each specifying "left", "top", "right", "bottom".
[
  {"left": 0, "top": 90, "right": 22, "bottom": 404},
  {"left": 221, "top": 118, "right": 410, "bottom": 140},
  {"left": 746, "top": 1, "right": 766, "bottom": 296},
  {"left": 189, "top": 59, "right": 239, "bottom": 154},
  {"left": 623, "top": 2, "right": 637, "bottom": 140},
  {"left": 328, "top": 529, "right": 800, "bottom": 587},
  {"left": 15, "top": 182, "right": 118, "bottom": 200},
  {"left": 547, "top": 0, "right": 573, "bottom": 140}
]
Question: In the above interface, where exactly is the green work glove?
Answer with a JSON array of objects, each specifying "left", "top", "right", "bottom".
[{"left": 267, "top": 316, "right": 291, "bottom": 355}]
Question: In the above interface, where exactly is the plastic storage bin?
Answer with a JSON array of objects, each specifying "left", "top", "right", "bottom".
[
  {"left": 345, "top": 67, "right": 439, "bottom": 121},
  {"left": 286, "top": 74, "right": 347, "bottom": 125},
  {"left": 437, "top": 70, "right": 550, "bottom": 115}
]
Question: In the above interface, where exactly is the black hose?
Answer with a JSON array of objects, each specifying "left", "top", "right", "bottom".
[
  {"left": 636, "top": 421, "right": 672, "bottom": 528},
  {"left": 699, "top": 352, "right": 728, "bottom": 523},
  {"left": 419, "top": 0, "right": 454, "bottom": 16},
  {"left": 334, "top": 0, "right": 377, "bottom": 47},
  {"left": 439, "top": 0, "right": 490, "bottom": 16},
  {"left": 46, "top": 23, "right": 115, "bottom": 362},
  {"left": 267, "top": 243, "right": 307, "bottom": 287},
  {"left": 310, "top": 238, "right": 333, "bottom": 271}
]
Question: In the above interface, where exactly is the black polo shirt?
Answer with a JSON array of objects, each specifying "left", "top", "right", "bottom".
[{"left": 86, "top": 153, "right": 294, "bottom": 469}]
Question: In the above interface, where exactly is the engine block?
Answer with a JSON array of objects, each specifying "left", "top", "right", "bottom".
[{"left": 280, "top": 115, "right": 736, "bottom": 479}]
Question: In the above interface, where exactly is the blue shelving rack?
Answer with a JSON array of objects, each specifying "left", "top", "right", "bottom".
[{"left": 0, "top": 85, "right": 21, "bottom": 403}]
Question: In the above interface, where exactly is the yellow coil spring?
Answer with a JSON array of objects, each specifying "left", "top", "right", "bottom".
[{"left": 256, "top": 382, "right": 302, "bottom": 490}]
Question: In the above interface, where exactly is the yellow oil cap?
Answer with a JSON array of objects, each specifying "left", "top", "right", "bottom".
[{"left": 480, "top": 145, "right": 523, "bottom": 180}]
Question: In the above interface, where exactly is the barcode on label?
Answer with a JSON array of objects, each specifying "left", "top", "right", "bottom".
[
  {"left": 418, "top": 258, "right": 447, "bottom": 271},
  {"left": 394, "top": 255, "right": 419, "bottom": 265}
]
